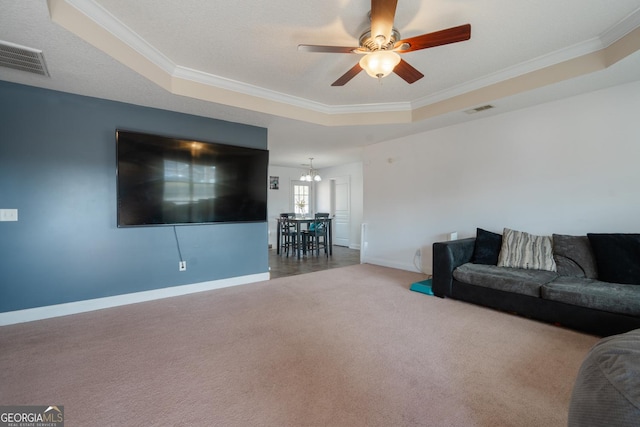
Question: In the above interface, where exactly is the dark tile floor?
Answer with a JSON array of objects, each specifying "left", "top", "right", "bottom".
[{"left": 268, "top": 245, "right": 361, "bottom": 279}]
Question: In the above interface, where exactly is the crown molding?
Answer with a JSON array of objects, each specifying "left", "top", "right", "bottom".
[
  {"left": 173, "top": 66, "right": 412, "bottom": 115},
  {"left": 411, "top": 37, "right": 604, "bottom": 109},
  {"left": 413, "top": 8, "right": 640, "bottom": 110},
  {"left": 60, "top": 0, "right": 176, "bottom": 74},
  {"left": 600, "top": 7, "right": 640, "bottom": 46},
  {"left": 49, "top": 0, "right": 640, "bottom": 126}
]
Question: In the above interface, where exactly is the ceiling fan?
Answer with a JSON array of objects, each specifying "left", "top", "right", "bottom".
[{"left": 298, "top": 0, "right": 471, "bottom": 86}]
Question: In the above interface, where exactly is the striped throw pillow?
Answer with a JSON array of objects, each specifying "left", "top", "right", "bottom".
[{"left": 497, "top": 228, "right": 557, "bottom": 271}]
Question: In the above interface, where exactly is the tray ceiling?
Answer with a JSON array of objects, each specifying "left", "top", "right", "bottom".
[{"left": 2, "top": 0, "right": 640, "bottom": 166}]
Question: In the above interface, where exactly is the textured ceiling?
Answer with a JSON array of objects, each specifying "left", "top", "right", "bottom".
[
  {"left": 1, "top": 0, "right": 640, "bottom": 169},
  {"left": 91, "top": 0, "right": 639, "bottom": 105}
]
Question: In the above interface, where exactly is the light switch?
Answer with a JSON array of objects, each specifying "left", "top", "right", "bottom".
[{"left": 0, "top": 209, "right": 18, "bottom": 221}]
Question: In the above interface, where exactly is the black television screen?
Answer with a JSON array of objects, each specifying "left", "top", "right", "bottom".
[{"left": 116, "top": 130, "right": 268, "bottom": 227}]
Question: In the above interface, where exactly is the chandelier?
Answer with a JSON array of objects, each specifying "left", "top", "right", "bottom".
[{"left": 300, "top": 157, "right": 322, "bottom": 182}]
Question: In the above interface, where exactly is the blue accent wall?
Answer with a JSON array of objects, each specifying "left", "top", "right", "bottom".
[{"left": 0, "top": 81, "right": 268, "bottom": 313}]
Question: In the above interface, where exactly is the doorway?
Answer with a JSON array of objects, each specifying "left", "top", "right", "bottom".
[{"left": 331, "top": 176, "right": 350, "bottom": 247}]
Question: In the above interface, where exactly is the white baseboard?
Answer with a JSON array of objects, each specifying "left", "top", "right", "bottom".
[
  {"left": 0, "top": 272, "right": 270, "bottom": 326},
  {"left": 362, "top": 256, "right": 431, "bottom": 275}
]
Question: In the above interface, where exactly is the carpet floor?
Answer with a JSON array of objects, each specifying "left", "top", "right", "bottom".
[{"left": 0, "top": 264, "right": 598, "bottom": 426}]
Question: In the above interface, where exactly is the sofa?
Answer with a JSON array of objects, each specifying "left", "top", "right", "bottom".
[{"left": 432, "top": 228, "right": 640, "bottom": 336}]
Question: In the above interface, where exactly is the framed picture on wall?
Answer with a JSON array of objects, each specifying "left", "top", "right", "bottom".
[{"left": 269, "top": 176, "right": 279, "bottom": 190}]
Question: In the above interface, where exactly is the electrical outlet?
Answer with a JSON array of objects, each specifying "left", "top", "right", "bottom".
[{"left": 179, "top": 261, "right": 187, "bottom": 271}]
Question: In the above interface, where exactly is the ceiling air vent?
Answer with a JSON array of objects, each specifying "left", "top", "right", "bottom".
[
  {"left": 464, "top": 104, "right": 494, "bottom": 115},
  {"left": 0, "top": 40, "right": 50, "bottom": 77}
]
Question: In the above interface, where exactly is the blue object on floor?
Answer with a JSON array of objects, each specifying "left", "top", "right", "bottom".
[{"left": 410, "top": 278, "right": 434, "bottom": 296}]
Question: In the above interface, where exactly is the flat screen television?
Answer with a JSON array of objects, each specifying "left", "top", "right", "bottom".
[{"left": 116, "top": 129, "right": 268, "bottom": 227}]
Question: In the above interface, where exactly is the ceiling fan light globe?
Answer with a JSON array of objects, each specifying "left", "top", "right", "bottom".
[
  {"left": 314, "top": 175, "right": 322, "bottom": 182},
  {"left": 359, "top": 50, "right": 401, "bottom": 79}
]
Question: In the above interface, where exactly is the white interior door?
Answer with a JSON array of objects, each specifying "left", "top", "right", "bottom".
[{"left": 332, "top": 176, "right": 350, "bottom": 247}]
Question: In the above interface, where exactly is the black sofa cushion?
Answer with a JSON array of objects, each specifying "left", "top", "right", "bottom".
[
  {"left": 453, "top": 263, "right": 557, "bottom": 297},
  {"left": 471, "top": 228, "right": 502, "bottom": 265},
  {"left": 541, "top": 277, "right": 640, "bottom": 316},
  {"left": 553, "top": 234, "right": 598, "bottom": 279},
  {"left": 587, "top": 233, "right": 640, "bottom": 285}
]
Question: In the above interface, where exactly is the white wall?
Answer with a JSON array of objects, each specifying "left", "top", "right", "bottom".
[
  {"left": 266, "top": 165, "right": 299, "bottom": 247},
  {"left": 362, "top": 80, "right": 640, "bottom": 274}
]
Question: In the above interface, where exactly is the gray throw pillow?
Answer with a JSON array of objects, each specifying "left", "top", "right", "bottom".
[
  {"left": 552, "top": 234, "right": 598, "bottom": 279},
  {"left": 497, "top": 228, "right": 557, "bottom": 272}
]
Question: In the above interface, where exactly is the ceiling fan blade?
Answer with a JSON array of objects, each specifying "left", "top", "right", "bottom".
[
  {"left": 298, "top": 44, "right": 359, "bottom": 54},
  {"left": 331, "top": 63, "right": 363, "bottom": 86},
  {"left": 370, "top": 0, "right": 398, "bottom": 44},
  {"left": 395, "top": 24, "right": 471, "bottom": 53},
  {"left": 393, "top": 59, "right": 424, "bottom": 84}
]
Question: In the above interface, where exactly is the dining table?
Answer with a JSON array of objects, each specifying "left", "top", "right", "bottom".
[{"left": 276, "top": 216, "right": 333, "bottom": 259}]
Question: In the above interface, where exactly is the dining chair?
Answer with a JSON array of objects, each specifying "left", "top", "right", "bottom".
[
  {"left": 279, "top": 213, "right": 298, "bottom": 256},
  {"left": 303, "top": 213, "right": 330, "bottom": 256}
]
